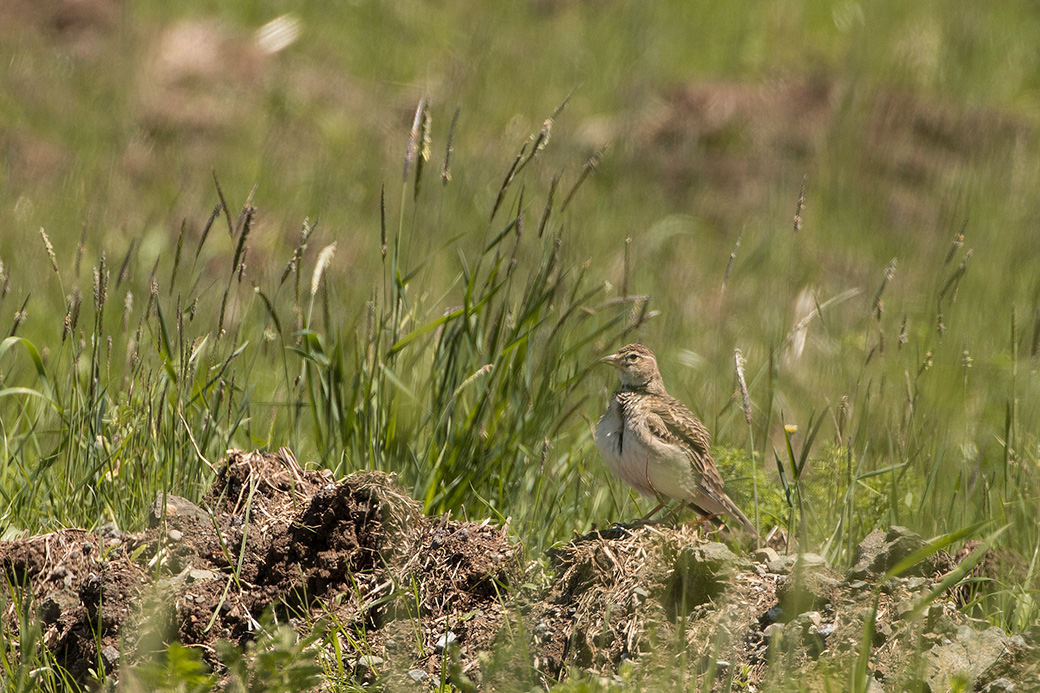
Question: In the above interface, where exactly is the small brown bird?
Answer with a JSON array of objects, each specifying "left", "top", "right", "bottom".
[{"left": 595, "top": 343, "right": 757, "bottom": 536}]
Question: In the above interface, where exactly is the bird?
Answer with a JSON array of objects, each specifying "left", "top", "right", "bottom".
[{"left": 595, "top": 343, "right": 757, "bottom": 536}]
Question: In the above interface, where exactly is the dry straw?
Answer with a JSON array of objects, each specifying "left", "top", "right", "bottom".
[
  {"left": 312, "top": 243, "right": 337, "bottom": 298},
  {"left": 734, "top": 348, "right": 752, "bottom": 425}
]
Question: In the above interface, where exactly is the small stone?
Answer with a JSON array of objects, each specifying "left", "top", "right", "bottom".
[
  {"left": 763, "top": 623, "right": 784, "bottom": 641},
  {"left": 796, "top": 553, "right": 827, "bottom": 569},
  {"left": 101, "top": 645, "right": 120, "bottom": 666},
  {"left": 753, "top": 547, "right": 780, "bottom": 565},
  {"left": 39, "top": 589, "right": 80, "bottom": 624},
  {"left": 767, "top": 554, "right": 797, "bottom": 574},
  {"left": 816, "top": 623, "right": 835, "bottom": 638},
  {"left": 356, "top": 655, "right": 383, "bottom": 669},
  {"left": 435, "top": 632, "right": 457, "bottom": 653},
  {"left": 905, "top": 577, "right": 928, "bottom": 590},
  {"left": 846, "top": 580, "right": 870, "bottom": 591},
  {"left": 149, "top": 495, "right": 211, "bottom": 527},
  {"left": 407, "top": 669, "right": 429, "bottom": 683},
  {"left": 187, "top": 568, "right": 221, "bottom": 582},
  {"left": 167, "top": 529, "right": 183, "bottom": 542},
  {"left": 100, "top": 523, "right": 124, "bottom": 540}
]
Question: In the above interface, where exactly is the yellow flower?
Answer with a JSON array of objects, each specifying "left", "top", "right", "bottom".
[{"left": 784, "top": 424, "right": 798, "bottom": 434}]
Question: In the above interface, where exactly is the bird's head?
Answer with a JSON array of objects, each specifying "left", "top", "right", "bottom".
[{"left": 601, "top": 343, "right": 665, "bottom": 392}]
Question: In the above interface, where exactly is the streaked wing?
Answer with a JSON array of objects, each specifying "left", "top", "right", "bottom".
[{"left": 648, "top": 397, "right": 726, "bottom": 490}]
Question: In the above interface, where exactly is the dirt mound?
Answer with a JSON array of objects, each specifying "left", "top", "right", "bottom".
[
  {"left": 0, "top": 449, "right": 520, "bottom": 687},
  {"left": 2, "top": 451, "right": 1038, "bottom": 690}
]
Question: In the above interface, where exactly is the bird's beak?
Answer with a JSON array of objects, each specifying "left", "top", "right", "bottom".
[{"left": 600, "top": 353, "right": 619, "bottom": 367}]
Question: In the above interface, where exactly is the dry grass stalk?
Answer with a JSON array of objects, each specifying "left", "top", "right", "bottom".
[
  {"left": 945, "top": 221, "right": 966, "bottom": 265},
  {"left": 734, "top": 348, "right": 752, "bottom": 425},
  {"left": 10, "top": 295, "right": 28, "bottom": 337},
  {"left": 212, "top": 171, "right": 235, "bottom": 236},
  {"left": 75, "top": 222, "right": 87, "bottom": 277},
  {"left": 122, "top": 292, "right": 134, "bottom": 332},
  {"left": 312, "top": 243, "right": 337, "bottom": 298},
  {"left": 872, "top": 258, "right": 897, "bottom": 320},
  {"left": 38, "top": 227, "right": 59, "bottom": 275},
  {"left": 721, "top": 230, "right": 743, "bottom": 295},
  {"left": 537, "top": 173, "right": 560, "bottom": 239},
  {"left": 403, "top": 97, "right": 428, "bottom": 183},
  {"left": 116, "top": 239, "right": 136, "bottom": 290},
  {"left": 196, "top": 203, "right": 221, "bottom": 260},
  {"left": 491, "top": 144, "right": 527, "bottom": 223},
  {"left": 442, "top": 103, "right": 460, "bottom": 185},
  {"left": 169, "top": 219, "right": 186, "bottom": 291},
  {"left": 63, "top": 289, "right": 82, "bottom": 343},
  {"left": 280, "top": 217, "right": 316, "bottom": 286},
  {"left": 793, "top": 175, "right": 807, "bottom": 232},
  {"left": 560, "top": 146, "right": 605, "bottom": 213},
  {"left": 93, "top": 253, "right": 109, "bottom": 320}
]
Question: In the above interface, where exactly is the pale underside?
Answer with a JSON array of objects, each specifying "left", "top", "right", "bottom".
[{"left": 595, "top": 395, "right": 736, "bottom": 520}]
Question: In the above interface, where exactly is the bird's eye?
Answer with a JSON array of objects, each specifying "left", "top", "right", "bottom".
[{"left": 626, "top": 354, "right": 638, "bottom": 363}]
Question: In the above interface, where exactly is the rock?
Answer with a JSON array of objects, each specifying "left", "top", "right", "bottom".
[
  {"left": 186, "top": 568, "right": 221, "bottom": 582},
  {"left": 665, "top": 542, "right": 751, "bottom": 616},
  {"left": 767, "top": 554, "right": 797, "bottom": 575},
  {"left": 777, "top": 556, "right": 838, "bottom": 618},
  {"left": 852, "top": 529, "right": 888, "bottom": 573},
  {"left": 753, "top": 547, "right": 779, "bottom": 565},
  {"left": 408, "top": 669, "right": 429, "bottom": 683},
  {"left": 925, "top": 626, "right": 1012, "bottom": 691},
  {"left": 784, "top": 611, "right": 827, "bottom": 657},
  {"left": 435, "top": 632, "right": 458, "bottom": 653},
  {"left": 796, "top": 553, "right": 828, "bottom": 569},
  {"left": 167, "top": 529, "right": 183, "bottom": 542},
  {"left": 356, "top": 655, "right": 383, "bottom": 669},
  {"left": 149, "top": 494, "right": 211, "bottom": 529},
  {"left": 851, "top": 526, "right": 950, "bottom": 579},
  {"left": 39, "top": 589, "right": 81, "bottom": 624},
  {"left": 101, "top": 645, "right": 120, "bottom": 666}
]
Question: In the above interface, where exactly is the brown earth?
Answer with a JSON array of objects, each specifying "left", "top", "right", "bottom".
[{"left": 2, "top": 449, "right": 1038, "bottom": 690}]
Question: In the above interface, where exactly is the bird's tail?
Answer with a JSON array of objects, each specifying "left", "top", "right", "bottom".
[{"left": 723, "top": 496, "right": 759, "bottom": 538}]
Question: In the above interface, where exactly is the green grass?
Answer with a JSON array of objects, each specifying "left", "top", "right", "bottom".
[{"left": 1, "top": 0, "right": 1040, "bottom": 688}]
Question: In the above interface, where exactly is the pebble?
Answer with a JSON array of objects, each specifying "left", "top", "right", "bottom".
[
  {"left": 753, "top": 547, "right": 780, "bottom": 564},
  {"left": 168, "top": 529, "right": 183, "bottom": 542},
  {"left": 435, "top": 632, "right": 457, "bottom": 653},
  {"left": 408, "top": 669, "right": 429, "bottom": 683},
  {"left": 356, "top": 655, "right": 383, "bottom": 669},
  {"left": 101, "top": 645, "right": 120, "bottom": 666}
]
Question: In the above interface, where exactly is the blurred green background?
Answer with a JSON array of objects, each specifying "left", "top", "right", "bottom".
[{"left": 2, "top": 0, "right": 1039, "bottom": 583}]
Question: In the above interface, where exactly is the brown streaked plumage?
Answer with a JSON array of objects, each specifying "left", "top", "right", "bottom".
[{"left": 595, "top": 343, "right": 757, "bottom": 536}]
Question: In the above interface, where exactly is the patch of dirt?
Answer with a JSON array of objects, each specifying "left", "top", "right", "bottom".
[
  {"left": 2, "top": 451, "right": 1038, "bottom": 691},
  {"left": 632, "top": 76, "right": 1030, "bottom": 230},
  {"left": 0, "top": 0, "right": 124, "bottom": 59},
  {"left": 0, "top": 449, "right": 522, "bottom": 688}
]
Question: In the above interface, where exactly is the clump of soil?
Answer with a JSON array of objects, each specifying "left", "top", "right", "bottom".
[
  {"left": 0, "top": 449, "right": 521, "bottom": 687},
  {"left": 2, "top": 450, "right": 1038, "bottom": 690}
]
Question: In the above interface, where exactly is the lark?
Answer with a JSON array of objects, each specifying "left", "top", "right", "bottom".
[{"left": 595, "top": 343, "right": 757, "bottom": 536}]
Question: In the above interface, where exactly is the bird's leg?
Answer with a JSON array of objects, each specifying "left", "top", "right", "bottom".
[
  {"left": 640, "top": 501, "right": 667, "bottom": 522},
  {"left": 693, "top": 513, "right": 720, "bottom": 534}
]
